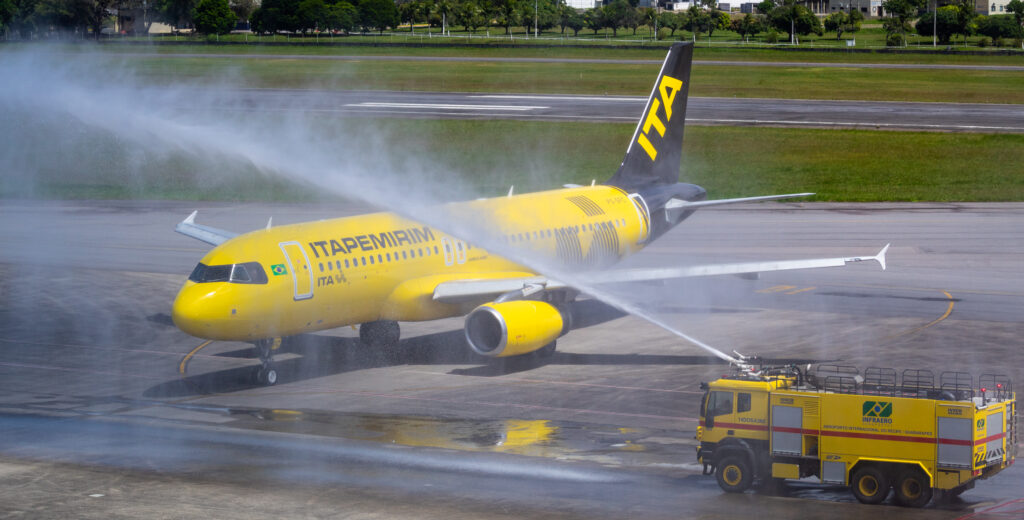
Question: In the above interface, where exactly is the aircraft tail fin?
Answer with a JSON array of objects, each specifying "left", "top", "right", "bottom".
[{"left": 605, "top": 42, "right": 694, "bottom": 191}]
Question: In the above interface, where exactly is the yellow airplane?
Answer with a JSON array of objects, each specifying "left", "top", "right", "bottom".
[{"left": 172, "top": 42, "right": 888, "bottom": 385}]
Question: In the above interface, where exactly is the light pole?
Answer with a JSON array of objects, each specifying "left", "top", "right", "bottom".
[{"left": 933, "top": 0, "right": 937, "bottom": 46}]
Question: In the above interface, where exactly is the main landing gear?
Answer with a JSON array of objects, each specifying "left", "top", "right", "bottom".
[{"left": 253, "top": 337, "right": 281, "bottom": 386}]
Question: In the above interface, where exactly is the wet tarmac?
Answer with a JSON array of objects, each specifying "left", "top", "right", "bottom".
[{"left": 1, "top": 200, "right": 1022, "bottom": 519}]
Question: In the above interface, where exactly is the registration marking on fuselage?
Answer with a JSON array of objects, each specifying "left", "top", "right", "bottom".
[{"left": 343, "top": 102, "right": 547, "bottom": 111}]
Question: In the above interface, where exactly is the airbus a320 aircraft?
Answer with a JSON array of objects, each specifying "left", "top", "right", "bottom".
[{"left": 172, "top": 42, "right": 888, "bottom": 385}]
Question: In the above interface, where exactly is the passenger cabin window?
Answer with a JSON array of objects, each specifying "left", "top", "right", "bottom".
[{"left": 189, "top": 262, "right": 268, "bottom": 284}]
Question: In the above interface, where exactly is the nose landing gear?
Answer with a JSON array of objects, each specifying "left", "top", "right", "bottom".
[{"left": 253, "top": 338, "right": 282, "bottom": 386}]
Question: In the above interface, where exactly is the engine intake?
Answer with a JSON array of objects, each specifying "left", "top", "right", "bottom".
[{"left": 465, "top": 301, "right": 568, "bottom": 357}]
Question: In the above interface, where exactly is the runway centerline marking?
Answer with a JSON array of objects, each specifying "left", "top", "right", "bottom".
[
  {"left": 343, "top": 102, "right": 547, "bottom": 111},
  {"left": 473, "top": 95, "right": 643, "bottom": 103}
]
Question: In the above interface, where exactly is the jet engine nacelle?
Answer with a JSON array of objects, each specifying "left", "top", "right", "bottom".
[{"left": 464, "top": 300, "right": 569, "bottom": 357}]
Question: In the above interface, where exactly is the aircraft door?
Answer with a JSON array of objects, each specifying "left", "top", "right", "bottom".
[
  {"left": 279, "top": 241, "right": 314, "bottom": 301},
  {"left": 455, "top": 239, "right": 467, "bottom": 264},
  {"left": 441, "top": 237, "right": 455, "bottom": 266}
]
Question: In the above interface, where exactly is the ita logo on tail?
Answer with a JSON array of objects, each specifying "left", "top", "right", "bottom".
[{"left": 637, "top": 75, "right": 685, "bottom": 161}]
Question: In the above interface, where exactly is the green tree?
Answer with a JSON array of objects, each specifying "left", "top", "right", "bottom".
[
  {"left": 685, "top": 4, "right": 708, "bottom": 38},
  {"left": 914, "top": 6, "right": 958, "bottom": 43},
  {"left": 491, "top": 0, "right": 518, "bottom": 34},
  {"left": 583, "top": 6, "right": 603, "bottom": 33},
  {"left": 433, "top": 0, "right": 452, "bottom": 34},
  {"left": 824, "top": 8, "right": 860, "bottom": 39},
  {"left": 880, "top": 0, "right": 924, "bottom": 46},
  {"left": 602, "top": 0, "right": 629, "bottom": 36},
  {"left": 250, "top": 0, "right": 299, "bottom": 33},
  {"left": 455, "top": 0, "right": 488, "bottom": 32},
  {"left": 326, "top": 0, "right": 357, "bottom": 32},
  {"left": 397, "top": 0, "right": 423, "bottom": 31},
  {"left": 229, "top": 0, "right": 256, "bottom": 24},
  {"left": 193, "top": 0, "right": 235, "bottom": 33},
  {"left": 975, "top": 13, "right": 1023, "bottom": 39},
  {"left": 659, "top": 10, "right": 684, "bottom": 36},
  {"left": 767, "top": 0, "right": 821, "bottom": 42},
  {"left": 296, "top": 0, "right": 327, "bottom": 32},
  {"left": 1008, "top": 0, "right": 1023, "bottom": 28},
  {"left": 156, "top": 0, "right": 197, "bottom": 29},
  {"left": 730, "top": 12, "right": 761, "bottom": 41},
  {"left": 563, "top": 6, "right": 582, "bottom": 34},
  {"left": 357, "top": 0, "right": 397, "bottom": 33}
]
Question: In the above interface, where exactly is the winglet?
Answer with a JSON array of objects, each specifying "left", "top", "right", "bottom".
[
  {"left": 266, "top": 216, "right": 273, "bottom": 230},
  {"left": 875, "top": 243, "right": 890, "bottom": 271},
  {"left": 175, "top": 211, "right": 239, "bottom": 246}
]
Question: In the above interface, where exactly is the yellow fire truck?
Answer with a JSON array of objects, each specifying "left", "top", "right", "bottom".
[{"left": 696, "top": 364, "right": 1016, "bottom": 507}]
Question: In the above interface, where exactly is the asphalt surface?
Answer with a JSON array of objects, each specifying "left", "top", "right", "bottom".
[
  {"left": 212, "top": 88, "right": 1024, "bottom": 132},
  {"left": 1, "top": 200, "right": 1022, "bottom": 519}
]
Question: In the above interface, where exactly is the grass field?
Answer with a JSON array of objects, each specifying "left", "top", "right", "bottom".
[
  {"left": 67, "top": 53, "right": 1023, "bottom": 104},
  {"left": 32, "top": 36, "right": 1024, "bottom": 65},
  {"left": 8, "top": 119, "right": 1023, "bottom": 202},
  {"left": 106, "top": 23, "right": 1024, "bottom": 53}
]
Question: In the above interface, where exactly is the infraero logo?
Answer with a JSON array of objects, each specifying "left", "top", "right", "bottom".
[{"left": 862, "top": 401, "right": 893, "bottom": 424}]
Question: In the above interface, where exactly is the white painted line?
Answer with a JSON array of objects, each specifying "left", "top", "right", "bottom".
[
  {"left": 344, "top": 102, "right": 547, "bottom": 111},
  {"left": 688, "top": 118, "right": 1024, "bottom": 132},
  {"left": 474, "top": 95, "right": 643, "bottom": 102}
]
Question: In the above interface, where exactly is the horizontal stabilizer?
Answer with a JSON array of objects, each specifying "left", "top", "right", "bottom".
[
  {"left": 175, "top": 211, "right": 238, "bottom": 246},
  {"left": 666, "top": 193, "right": 814, "bottom": 211}
]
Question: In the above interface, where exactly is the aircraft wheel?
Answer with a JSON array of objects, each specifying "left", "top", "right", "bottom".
[
  {"left": 255, "top": 367, "right": 278, "bottom": 386},
  {"left": 359, "top": 320, "right": 401, "bottom": 348},
  {"left": 893, "top": 468, "right": 932, "bottom": 508},
  {"left": 715, "top": 455, "right": 753, "bottom": 493},
  {"left": 850, "top": 465, "right": 890, "bottom": 505}
]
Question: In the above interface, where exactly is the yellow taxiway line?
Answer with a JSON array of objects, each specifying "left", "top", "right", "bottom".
[{"left": 179, "top": 340, "right": 213, "bottom": 375}]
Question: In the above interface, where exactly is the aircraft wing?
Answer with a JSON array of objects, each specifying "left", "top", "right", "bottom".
[
  {"left": 175, "top": 211, "right": 238, "bottom": 246},
  {"left": 432, "top": 244, "right": 889, "bottom": 304},
  {"left": 666, "top": 193, "right": 815, "bottom": 210}
]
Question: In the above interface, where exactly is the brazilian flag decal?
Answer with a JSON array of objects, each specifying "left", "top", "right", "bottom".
[
  {"left": 271, "top": 264, "right": 288, "bottom": 276},
  {"left": 862, "top": 401, "right": 893, "bottom": 418}
]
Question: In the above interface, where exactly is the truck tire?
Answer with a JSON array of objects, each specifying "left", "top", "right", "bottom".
[
  {"left": 894, "top": 468, "right": 933, "bottom": 508},
  {"left": 716, "top": 455, "right": 753, "bottom": 493},
  {"left": 850, "top": 466, "right": 890, "bottom": 505}
]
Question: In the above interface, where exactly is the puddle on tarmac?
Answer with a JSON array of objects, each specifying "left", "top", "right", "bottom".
[{"left": 220, "top": 407, "right": 693, "bottom": 463}]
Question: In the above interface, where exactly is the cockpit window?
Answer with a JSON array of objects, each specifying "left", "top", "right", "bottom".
[{"left": 189, "top": 262, "right": 268, "bottom": 284}]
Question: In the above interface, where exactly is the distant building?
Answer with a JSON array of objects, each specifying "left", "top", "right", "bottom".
[
  {"left": 826, "top": 0, "right": 873, "bottom": 16},
  {"left": 717, "top": 2, "right": 731, "bottom": 10},
  {"left": 664, "top": 1, "right": 693, "bottom": 10},
  {"left": 566, "top": 0, "right": 597, "bottom": 7},
  {"left": 975, "top": 0, "right": 1013, "bottom": 14},
  {"left": 740, "top": 2, "right": 757, "bottom": 13}
]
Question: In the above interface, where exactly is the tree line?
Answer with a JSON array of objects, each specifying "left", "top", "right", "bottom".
[{"left": 2, "top": 0, "right": 1022, "bottom": 42}]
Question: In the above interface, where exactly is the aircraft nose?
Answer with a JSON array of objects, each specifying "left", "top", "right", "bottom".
[{"left": 172, "top": 284, "right": 215, "bottom": 338}]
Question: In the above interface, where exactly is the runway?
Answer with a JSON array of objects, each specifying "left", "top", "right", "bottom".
[
  {"left": 1, "top": 200, "right": 1022, "bottom": 518},
  {"left": 216, "top": 88, "right": 1024, "bottom": 132}
]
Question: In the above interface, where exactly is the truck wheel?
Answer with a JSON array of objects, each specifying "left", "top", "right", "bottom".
[
  {"left": 894, "top": 468, "right": 933, "bottom": 508},
  {"left": 850, "top": 466, "right": 890, "bottom": 505},
  {"left": 716, "top": 455, "right": 753, "bottom": 493}
]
